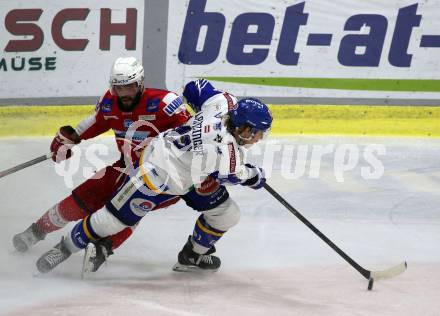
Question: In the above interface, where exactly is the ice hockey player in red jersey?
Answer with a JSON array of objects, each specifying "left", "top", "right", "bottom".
[{"left": 12, "top": 57, "right": 189, "bottom": 263}]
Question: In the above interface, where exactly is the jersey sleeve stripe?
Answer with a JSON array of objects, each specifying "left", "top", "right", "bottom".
[
  {"left": 228, "top": 143, "right": 237, "bottom": 173},
  {"left": 75, "top": 114, "right": 97, "bottom": 136},
  {"left": 162, "top": 92, "right": 179, "bottom": 105}
]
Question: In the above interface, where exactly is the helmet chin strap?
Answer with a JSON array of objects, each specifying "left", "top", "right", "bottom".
[
  {"left": 237, "top": 132, "right": 253, "bottom": 146},
  {"left": 232, "top": 125, "right": 257, "bottom": 146}
]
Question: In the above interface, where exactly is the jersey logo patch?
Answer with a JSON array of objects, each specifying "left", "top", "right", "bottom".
[
  {"left": 164, "top": 97, "right": 183, "bottom": 116},
  {"left": 100, "top": 99, "right": 113, "bottom": 113},
  {"left": 129, "top": 198, "right": 156, "bottom": 217},
  {"left": 214, "top": 134, "right": 223, "bottom": 143},
  {"left": 228, "top": 143, "right": 236, "bottom": 173},
  {"left": 146, "top": 98, "right": 160, "bottom": 112},
  {"left": 123, "top": 119, "right": 134, "bottom": 129},
  {"left": 139, "top": 114, "right": 156, "bottom": 121}
]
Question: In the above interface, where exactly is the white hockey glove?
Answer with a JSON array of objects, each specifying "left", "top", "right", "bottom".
[{"left": 241, "top": 164, "right": 266, "bottom": 190}]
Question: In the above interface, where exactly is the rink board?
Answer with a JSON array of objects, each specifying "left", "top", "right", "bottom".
[{"left": 0, "top": 104, "right": 440, "bottom": 137}]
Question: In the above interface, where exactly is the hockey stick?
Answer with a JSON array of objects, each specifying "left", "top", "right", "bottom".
[
  {"left": 263, "top": 183, "right": 407, "bottom": 285},
  {"left": 0, "top": 153, "right": 52, "bottom": 179}
]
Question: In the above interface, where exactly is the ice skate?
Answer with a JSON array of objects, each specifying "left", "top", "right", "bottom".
[
  {"left": 36, "top": 237, "right": 71, "bottom": 273},
  {"left": 173, "top": 236, "right": 221, "bottom": 272},
  {"left": 81, "top": 238, "right": 113, "bottom": 278},
  {"left": 12, "top": 223, "right": 46, "bottom": 252}
]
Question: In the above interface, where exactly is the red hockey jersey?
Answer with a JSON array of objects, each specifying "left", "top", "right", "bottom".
[{"left": 75, "top": 88, "right": 190, "bottom": 159}]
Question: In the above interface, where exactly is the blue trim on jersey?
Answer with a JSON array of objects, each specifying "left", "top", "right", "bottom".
[
  {"left": 182, "top": 184, "right": 229, "bottom": 212},
  {"left": 183, "top": 79, "right": 222, "bottom": 112},
  {"left": 209, "top": 171, "right": 242, "bottom": 186},
  {"left": 164, "top": 96, "right": 183, "bottom": 116},
  {"left": 106, "top": 187, "right": 178, "bottom": 226}
]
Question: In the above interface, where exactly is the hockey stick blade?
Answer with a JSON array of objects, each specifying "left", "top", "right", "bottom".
[{"left": 369, "top": 261, "right": 407, "bottom": 280}]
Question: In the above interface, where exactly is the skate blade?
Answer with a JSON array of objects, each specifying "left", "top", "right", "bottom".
[
  {"left": 81, "top": 243, "right": 97, "bottom": 279},
  {"left": 33, "top": 271, "right": 43, "bottom": 278},
  {"left": 32, "top": 270, "right": 55, "bottom": 278},
  {"left": 12, "top": 238, "right": 30, "bottom": 253},
  {"left": 172, "top": 262, "right": 218, "bottom": 273},
  {"left": 10, "top": 249, "right": 27, "bottom": 256}
]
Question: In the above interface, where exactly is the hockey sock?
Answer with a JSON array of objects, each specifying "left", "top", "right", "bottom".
[
  {"left": 69, "top": 215, "right": 101, "bottom": 250},
  {"left": 35, "top": 195, "right": 87, "bottom": 234},
  {"left": 191, "top": 214, "right": 226, "bottom": 254}
]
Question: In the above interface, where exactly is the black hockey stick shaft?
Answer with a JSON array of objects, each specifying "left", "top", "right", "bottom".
[
  {"left": 0, "top": 153, "right": 52, "bottom": 179},
  {"left": 263, "top": 183, "right": 371, "bottom": 279}
]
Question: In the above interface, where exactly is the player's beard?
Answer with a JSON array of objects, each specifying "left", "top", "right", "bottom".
[
  {"left": 120, "top": 96, "right": 134, "bottom": 108},
  {"left": 117, "top": 92, "right": 141, "bottom": 112}
]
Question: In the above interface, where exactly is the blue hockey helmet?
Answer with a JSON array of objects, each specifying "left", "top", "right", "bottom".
[{"left": 229, "top": 98, "right": 272, "bottom": 137}]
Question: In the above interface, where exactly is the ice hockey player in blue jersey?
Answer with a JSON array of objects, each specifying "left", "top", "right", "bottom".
[{"left": 36, "top": 79, "right": 272, "bottom": 274}]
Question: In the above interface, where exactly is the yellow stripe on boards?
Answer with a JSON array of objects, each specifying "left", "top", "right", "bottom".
[{"left": 0, "top": 104, "right": 439, "bottom": 137}]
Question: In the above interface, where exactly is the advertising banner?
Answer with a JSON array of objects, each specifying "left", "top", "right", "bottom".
[
  {"left": 1, "top": 0, "right": 439, "bottom": 104},
  {"left": 0, "top": 0, "right": 144, "bottom": 99},
  {"left": 166, "top": 0, "right": 440, "bottom": 101}
]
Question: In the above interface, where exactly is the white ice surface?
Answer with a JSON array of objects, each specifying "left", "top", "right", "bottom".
[{"left": 0, "top": 136, "right": 439, "bottom": 316}]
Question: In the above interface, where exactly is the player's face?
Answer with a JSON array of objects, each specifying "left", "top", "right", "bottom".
[
  {"left": 239, "top": 128, "right": 264, "bottom": 147},
  {"left": 113, "top": 83, "right": 139, "bottom": 107}
]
